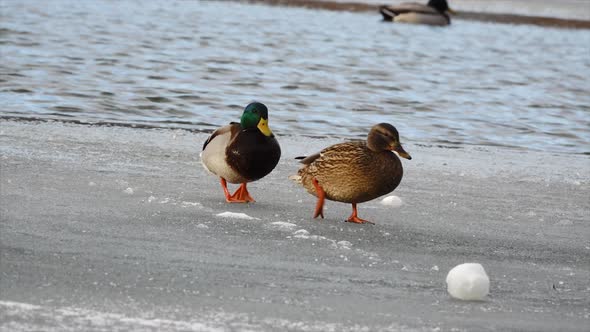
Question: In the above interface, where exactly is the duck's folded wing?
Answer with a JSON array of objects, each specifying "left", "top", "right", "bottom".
[
  {"left": 297, "top": 141, "right": 360, "bottom": 165},
  {"left": 202, "top": 122, "right": 240, "bottom": 151}
]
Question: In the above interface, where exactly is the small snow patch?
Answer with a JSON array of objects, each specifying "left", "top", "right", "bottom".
[
  {"left": 88, "top": 181, "right": 96, "bottom": 187},
  {"left": 147, "top": 196, "right": 156, "bottom": 203},
  {"left": 0, "top": 301, "right": 40, "bottom": 311},
  {"left": 555, "top": 219, "right": 573, "bottom": 226},
  {"left": 446, "top": 263, "right": 490, "bottom": 301},
  {"left": 124, "top": 187, "right": 134, "bottom": 195},
  {"left": 196, "top": 224, "right": 209, "bottom": 229},
  {"left": 270, "top": 221, "right": 297, "bottom": 230},
  {"left": 380, "top": 195, "right": 403, "bottom": 207},
  {"left": 336, "top": 240, "right": 353, "bottom": 250},
  {"left": 182, "top": 201, "right": 202, "bottom": 208},
  {"left": 216, "top": 212, "right": 257, "bottom": 220},
  {"left": 293, "top": 229, "right": 310, "bottom": 239},
  {"left": 431, "top": 265, "right": 439, "bottom": 271}
]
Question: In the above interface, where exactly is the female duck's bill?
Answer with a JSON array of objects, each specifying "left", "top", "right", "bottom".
[
  {"left": 380, "top": 0, "right": 455, "bottom": 26},
  {"left": 200, "top": 102, "right": 281, "bottom": 203},
  {"left": 291, "top": 123, "right": 411, "bottom": 225}
]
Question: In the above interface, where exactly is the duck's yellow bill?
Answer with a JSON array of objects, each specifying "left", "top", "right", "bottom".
[
  {"left": 257, "top": 118, "right": 273, "bottom": 137},
  {"left": 393, "top": 144, "right": 412, "bottom": 160},
  {"left": 447, "top": 8, "right": 456, "bottom": 15}
]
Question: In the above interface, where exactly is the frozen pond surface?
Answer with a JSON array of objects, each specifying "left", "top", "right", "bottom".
[{"left": 1, "top": 120, "right": 589, "bottom": 331}]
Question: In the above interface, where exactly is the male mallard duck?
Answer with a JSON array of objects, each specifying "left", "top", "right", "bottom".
[
  {"left": 201, "top": 102, "right": 281, "bottom": 203},
  {"left": 379, "top": 0, "right": 455, "bottom": 26},
  {"left": 291, "top": 123, "right": 411, "bottom": 224}
]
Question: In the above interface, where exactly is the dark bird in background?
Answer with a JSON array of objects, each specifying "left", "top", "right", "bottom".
[{"left": 380, "top": 0, "right": 455, "bottom": 26}]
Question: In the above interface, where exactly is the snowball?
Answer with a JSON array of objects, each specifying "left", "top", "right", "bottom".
[
  {"left": 124, "top": 187, "right": 134, "bottom": 195},
  {"left": 380, "top": 195, "right": 403, "bottom": 207},
  {"left": 446, "top": 263, "right": 490, "bottom": 301},
  {"left": 215, "top": 212, "right": 257, "bottom": 220}
]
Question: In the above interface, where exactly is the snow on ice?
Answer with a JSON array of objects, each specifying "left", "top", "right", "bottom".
[
  {"left": 215, "top": 212, "right": 258, "bottom": 220},
  {"left": 269, "top": 221, "right": 298, "bottom": 230}
]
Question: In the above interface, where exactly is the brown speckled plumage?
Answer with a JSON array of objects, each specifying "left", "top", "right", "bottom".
[
  {"left": 292, "top": 123, "right": 411, "bottom": 224},
  {"left": 299, "top": 141, "right": 403, "bottom": 203}
]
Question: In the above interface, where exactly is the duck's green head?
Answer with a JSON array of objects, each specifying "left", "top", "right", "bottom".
[{"left": 240, "top": 102, "right": 273, "bottom": 137}]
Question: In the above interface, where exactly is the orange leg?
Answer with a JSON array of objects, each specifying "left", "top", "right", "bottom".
[
  {"left": 220, "top": 178, "right": 255, "bottom": 203},
  {"left": 220, "top": 178, "right": 232, "bottom": 200},
  {"left": 346, "top": 203, "right": 374, "bottom": 225},
  {"left": 312, "top": 178, "right": 325, "bottom": 219}
]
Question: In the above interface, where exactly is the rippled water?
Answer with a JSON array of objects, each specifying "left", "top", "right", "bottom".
[{"left": 1, "top": 1, "right": 589, "bottom": 153}]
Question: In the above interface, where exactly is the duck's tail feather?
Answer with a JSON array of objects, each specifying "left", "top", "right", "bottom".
[{"left": 288, "top": 174, "right": 302, "bottom": 184}]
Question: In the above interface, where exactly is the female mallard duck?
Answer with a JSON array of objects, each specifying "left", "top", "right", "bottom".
[
  {"left": 201, "top": 102, "right": 281, "bottom": 203},
  {"left": 291, "top": 123, "right": 411, "bottom": 224},
  {"left": 379, "top": 0, "right": 455, "bottom": 26}
]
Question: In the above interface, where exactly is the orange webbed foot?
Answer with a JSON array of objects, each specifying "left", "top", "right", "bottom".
[
  {"left": 228, "top": 183, "right": 255, "bottom": 203},
  {"left": 345, "top": 203, "right": 375, "bottom": 225},
  {"left": 345, "top": 215, "right": 375, "bottom": 225},
  {"left": 220, "top": 179, "right": 255, "bottom": 203}
]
